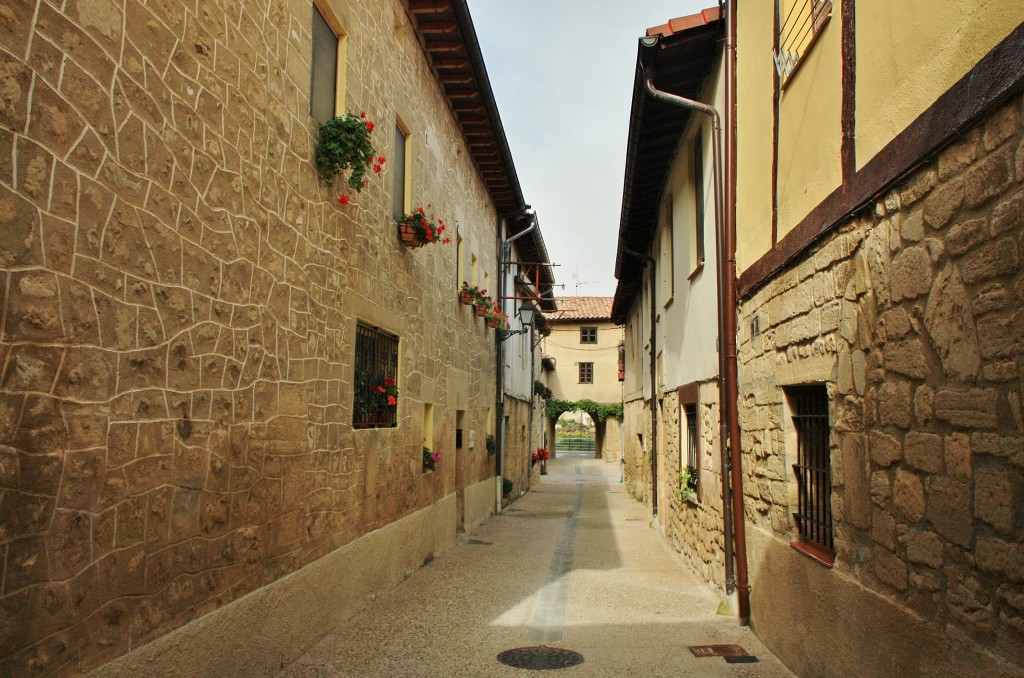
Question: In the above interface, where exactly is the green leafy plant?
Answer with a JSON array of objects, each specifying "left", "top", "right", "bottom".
[
  {"left": 502, "top": 477, "right": 514, "bottom": 494},
  {"left": 486, "top": 434, "right": 497, "bottom": 455},
  {"left": 315, "top": 112, "right": 384, "bottom": 191},
  {"left": 423, "top": 447, "right": 439, "bottom": 472},
  {"left": 675, "top": 467, "right": 697, "bottom": 498},
  {"left": 354, "top": 374, "right": 398, "bottom": 418}
]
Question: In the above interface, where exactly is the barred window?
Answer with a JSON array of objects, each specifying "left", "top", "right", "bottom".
[
  {"left": 353, "top": 323, "right": 399, "bottom": 429},
  {"left": 580, "top": 327, "right": 597, "bottom": 344},
  {"left": 788, "top": 385, "right": 833, "bottom": 558},
  {"left": 684, "top": 404, "right": 698, "bottom": 494},
  {"left": 578, "top": 362, "right": 594, "bottom": 384}
]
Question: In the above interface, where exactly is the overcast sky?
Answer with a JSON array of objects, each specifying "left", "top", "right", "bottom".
[{"left": 467, "top": 0, "right": 712, "bottom": 297}]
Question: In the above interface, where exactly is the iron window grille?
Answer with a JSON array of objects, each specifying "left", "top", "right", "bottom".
[
  {"left": 578, "top": 362, "right": 594, "bottom": 384},
  {"left": 789, "top": 385, "right": 833, "bottom": 553},
  {"left": 353, "top": 323, "right": 399, "bottom": 429},
  {"left": 775, "top": 0, "right": 832, "bottom": 86},
  {"left": 684, "top": 404, "right": 698, "bottom": 494},
  {"left": 580, "top": 327, "right": 597, "bottom": 344}
]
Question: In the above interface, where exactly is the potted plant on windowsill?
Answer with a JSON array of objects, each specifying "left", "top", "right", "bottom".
[
  {"left": 397, "top": 207, "right": 450, "bottom": 249},
  {"left": 423, "top": 447, "right": 440, "bottom": 472},
  {"left": 316, "top": 112, "right": 385, "bottom": 204},
  {"left": 675, "top": 467, "right": 697, "bottom": 503},
  {"left": 353, "top": 375, "right": 398, "bottom": 428}
]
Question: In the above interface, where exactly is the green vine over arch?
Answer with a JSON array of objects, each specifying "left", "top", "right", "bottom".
[{"left": 545, "top": 398, "right": 623, "bottom": 422}]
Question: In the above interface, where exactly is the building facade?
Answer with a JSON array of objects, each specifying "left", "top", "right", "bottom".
[
  {"left": 615, "top": 3, "right": 1024, "bottom": 676},
  {"left": 0, "top": 0, "right": 538, "bottom": 675},
  {"left": 544, "top": 297, "right": 624, "bottom": 461}
]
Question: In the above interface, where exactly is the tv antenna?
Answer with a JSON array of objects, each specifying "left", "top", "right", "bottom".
[{"left": 570, "top": 265, "right": 595, "bottom": 297}]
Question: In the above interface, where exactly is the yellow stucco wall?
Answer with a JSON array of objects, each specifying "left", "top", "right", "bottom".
[
  {"left": 776, "top": 3, "right": 843, "bottom": 242},
  {"left": 544, "top": 320, "right": 623, "bottom": 404},
  {"left": 735, "top": 0, "right": 776, "bottom": 273},
  {"left": 856, "top": 0, "right": 1024, "bottom": 168}
]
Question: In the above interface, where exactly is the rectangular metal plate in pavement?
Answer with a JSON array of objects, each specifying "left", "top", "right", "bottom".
[{"left": 688, "top": 644, "right": 749, "bottom": 657}]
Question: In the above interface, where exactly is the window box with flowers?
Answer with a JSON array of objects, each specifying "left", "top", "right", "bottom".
[
  {"left": 397, "top": 207, "right": 451, "bottom": 249},
  {"left": 316, "top": 112, "right": 386, "bottom": 206},
  {"left": 472, "top": 291, "right": 495, "bottom": 318}
]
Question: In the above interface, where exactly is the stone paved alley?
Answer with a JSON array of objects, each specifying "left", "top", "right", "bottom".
[{"left": 280, "top": 455, "right": 793, "bottom": 677}]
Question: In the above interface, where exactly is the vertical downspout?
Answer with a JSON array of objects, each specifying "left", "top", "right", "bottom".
[
  {"left": 642, "top": 10, "right": 749, "bottom": 621},
  {"left": 723, "top": 0, "right": 751, "bottom": 624},
  {"left": 642, "top": 72, "right": 733, "bottom": 596},
  {"left": 496, "top": 210, "right": 536, "bottom": 509}
]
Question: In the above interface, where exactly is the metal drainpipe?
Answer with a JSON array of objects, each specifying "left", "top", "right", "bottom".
[
  {"left": 620, "top": 246, "right": 657, "bottom": 516},
  {"left": 642, "top": 25, "right": 750, "bottom": 621},
  {"left": 495, "top": 209, "right": 536, "bottom": 507},
  {"left": 723, "top": 0, "right": 751, "bottom": 625}
]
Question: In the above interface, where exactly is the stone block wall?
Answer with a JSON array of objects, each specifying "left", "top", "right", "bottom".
[
  {"left": 0, "top": 0, "right": 501, "bottom": 674},
  {"left": 621, "top": 398, "right": 651, "bottom": 506},
  {"left": 661, "top": 382, "right": 728, "bottom": 593},
  {"left": 737, "top": 93, "right": 1024, "bottom": 674}
]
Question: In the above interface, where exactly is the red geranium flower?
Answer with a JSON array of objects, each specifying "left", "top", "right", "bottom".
[
  {"left": 384, "top": 376, "right": 396, "bottom": 386},
  {"left": 387, "top": 395, "right": 396, "bottom": 406},
  {"left": 442, "top": 237, "right": 451, "bottom": 244},
  {"left": 365, "top": 120, "right": 374, "bottom": 132},
  {"left": 338, "top": 194, "right": 350, "bottom": 205},
  {"left": 360, "top": 111, "right": 366, "bottom": 118},
  {"left": 373, "top": 164, "right": 382, "bottom": 173},
  {"left": 376, "top": 386, "right": 385, "bottom": 393},
  {"left": 377, "top": 156, "right": 386, "bottom": 164}
]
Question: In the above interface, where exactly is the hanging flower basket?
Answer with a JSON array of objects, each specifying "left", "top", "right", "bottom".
[
  {"left": 399, "top": 222, "right": 423, "bottom": 248},
  {"left": 487, "top": 316, "right": 498, "bottom": 328},
  {"left": 396, "top": 208, "right": 450, "bottom": 249},
  {"left": 475, "top": 304, "right": 488, "bottom": 317}
]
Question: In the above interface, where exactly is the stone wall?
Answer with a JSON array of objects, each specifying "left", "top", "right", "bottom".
[
  {"left": 661, "top": 381, "right": 728, "bottom": 593},
  {"left": 502, "top": 396, "right": 532, "bottom": 501},
  {"left": 0, "top": 0, "right": 501, "bottom": 674},
  {"left": 621, "top": 397, "right": 651, "bottom": 506},
  {"left": 737, "top": 94, "right": 1024, "bottom": 675}
]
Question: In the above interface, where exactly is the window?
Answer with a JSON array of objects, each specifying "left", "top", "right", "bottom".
[
  {"left": 578, "top": 362, "right": 594, "bottom": 384},
  {"left": 580, "top": 327, "right": 597, "bottom": 344},
  {"left": 683, "top": 404, "right": 698, "bottom": 494},
  {"left": 774, "top": 0, "right": 833, "bottom": 87},
  {"left": 693, "top": 134, "right": 705, "bottom": 269},
  {"left": 787, "top": 385, "right": 834, "bottom": 560},
  {"left": 310, "top": 4, "right": 345, "bottom": 124},
  {"left": 353, "top": 323, "right": 399, "bottom": 429},
  {"left": 392, "top": 121, "right": 409, "bottom": 221}
]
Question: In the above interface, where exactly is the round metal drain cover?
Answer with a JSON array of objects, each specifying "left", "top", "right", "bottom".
[{"left": 497, "top": 646, "right": 584, "bottom": 670}]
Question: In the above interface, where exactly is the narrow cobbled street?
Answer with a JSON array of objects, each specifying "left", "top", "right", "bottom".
[{"left": 280, "top": 455, "right": 793, "bottom": 677}]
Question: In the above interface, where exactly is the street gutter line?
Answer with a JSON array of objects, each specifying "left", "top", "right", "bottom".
[{"left": 528, "top": 483, "right": 584, "bottom": 643}]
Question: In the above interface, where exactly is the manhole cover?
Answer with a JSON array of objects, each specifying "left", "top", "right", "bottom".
[{"left": 497, "top": 646, "right": 584, "bottom": 670}]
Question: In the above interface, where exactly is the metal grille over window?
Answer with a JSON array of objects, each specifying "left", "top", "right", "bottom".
[
  {"left": 353, "top": 324, "right": 399, "bottom": 429},
  {"left": 684, "top": 404, "right": 698, "bottom": 492},
  {"left": 790, "top": 385, "right": 833, "bottom": 551},
  {"left": 775, "top": 0, "right": 832, "bottom": 85}
]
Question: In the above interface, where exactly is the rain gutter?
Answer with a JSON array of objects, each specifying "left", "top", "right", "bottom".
[{"left": 640, "top": 3, "right": 750, "bottom": 623}]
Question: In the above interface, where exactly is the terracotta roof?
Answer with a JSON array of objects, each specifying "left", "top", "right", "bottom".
[
  {"left": 550, "top": 297, "right": 614, "bottom": 322},
  {"left": 645, "top": 7, "right": 721, "bottom": 39}
]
